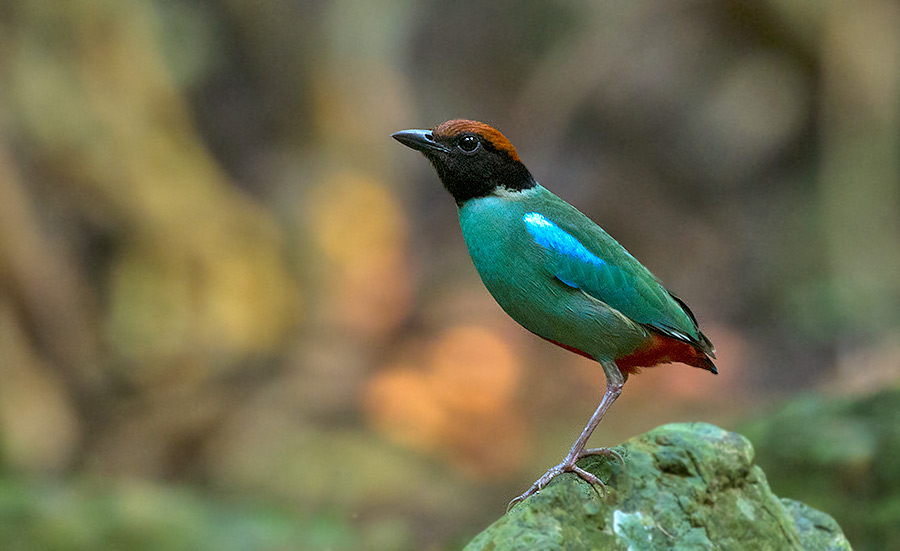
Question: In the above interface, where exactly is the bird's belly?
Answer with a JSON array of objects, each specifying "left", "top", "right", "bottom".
[{"left": 469, "top": 247, "right": 647, "bottom": 363}]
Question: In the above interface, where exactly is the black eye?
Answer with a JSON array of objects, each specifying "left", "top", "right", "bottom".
[{"left": 458, "top": 135, "right": 480, "bottom": 153}]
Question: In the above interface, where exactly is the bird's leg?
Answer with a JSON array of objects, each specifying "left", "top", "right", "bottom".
[{"left": 508, "top": 363, "right": 625, "bottom": 510}]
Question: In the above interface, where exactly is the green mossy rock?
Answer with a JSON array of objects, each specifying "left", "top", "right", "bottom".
[{"left": 464, "top": 423, "right": 850, "bottom": 551}]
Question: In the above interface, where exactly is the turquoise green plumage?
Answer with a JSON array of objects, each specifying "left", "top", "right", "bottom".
[
  {"left": 459, "top": 184, "right": 708, "bottom": 364},
  {"left": 392, "top": 119, "right": 716, "bottom": 507}
]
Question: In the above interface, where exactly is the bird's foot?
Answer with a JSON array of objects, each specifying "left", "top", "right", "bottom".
[{"left": 507, "top": 447, "right": 621, "bottom": 511}]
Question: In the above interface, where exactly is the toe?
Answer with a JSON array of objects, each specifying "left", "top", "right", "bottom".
[
  {"left": 583, "top": 447, "right": 625, "bottom": 466},
  {"left": 572, "top": 466, "right": 608, "bottom": 498}
]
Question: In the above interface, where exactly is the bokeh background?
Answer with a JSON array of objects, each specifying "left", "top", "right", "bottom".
[{"left": 1, "top": 1, "right": 899, "bottom": 549}]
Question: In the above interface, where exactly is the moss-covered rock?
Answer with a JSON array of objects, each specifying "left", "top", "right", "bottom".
[{"left": 464, "top": 423, "right": 850, "bottom": 551}]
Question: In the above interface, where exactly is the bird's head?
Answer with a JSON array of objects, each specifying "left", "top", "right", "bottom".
[{"left": 392, "top": 119, "right": 536, "bottom": 205}]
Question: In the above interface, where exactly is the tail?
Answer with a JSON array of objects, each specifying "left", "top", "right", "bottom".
[
  {"left": 616, "top": 330, "right": 717, "bottom": 375},
  {"left": 691, "top": 346, "right": 718, "bottom": 374},
  {"left": 668, "top": 292, "right": 716, "bottom": 360},
  {"left": 678, "top": 328, "right": 717, "bottom": 374}
]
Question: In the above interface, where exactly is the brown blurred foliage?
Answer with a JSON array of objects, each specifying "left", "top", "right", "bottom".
[{"left": 0, "top": 0, "right": 898, "bottom": 549}]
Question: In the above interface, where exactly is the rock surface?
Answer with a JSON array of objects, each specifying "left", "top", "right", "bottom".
[{"left": 464, "top": 423, "right": 851, "bottom": 551}]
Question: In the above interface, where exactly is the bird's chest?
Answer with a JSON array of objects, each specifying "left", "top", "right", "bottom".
[{"left": 458, "top": 198, "right": 558, "bottom": 318}]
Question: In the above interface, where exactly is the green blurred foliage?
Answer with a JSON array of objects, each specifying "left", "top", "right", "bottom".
[
  {"left": 743, "top": 389, "right": 900, "bottom": 551},
  {"left": 0, "top": 476, "right": 415, "bottom": 551},
  {"left": 0, "top": 0, "right": 898, "bottom": 549}
]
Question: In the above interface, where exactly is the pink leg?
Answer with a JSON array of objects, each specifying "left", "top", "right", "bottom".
[{"left": 508, "top": 363, "right": 625, "bottom": 510}]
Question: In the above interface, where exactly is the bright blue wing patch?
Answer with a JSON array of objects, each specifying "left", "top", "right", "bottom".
[
  {"left": 523, "top": 212, "right": 607, "bottom": 290},
  {"left": 523, "top": 211, "right": 646, "bottom": 312}
]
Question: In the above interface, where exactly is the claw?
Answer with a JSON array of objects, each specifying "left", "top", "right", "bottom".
[{"left": 507, "top": 466, "right": 561, "bottom": 511}]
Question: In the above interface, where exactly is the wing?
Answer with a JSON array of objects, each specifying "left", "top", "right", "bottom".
[{"left": 522, "top": 210, "right": 710, "bottom": 351}]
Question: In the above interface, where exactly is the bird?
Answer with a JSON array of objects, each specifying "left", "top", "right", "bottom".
[{"left": 392, "top": 119, "right": 716, "bottom": 507}]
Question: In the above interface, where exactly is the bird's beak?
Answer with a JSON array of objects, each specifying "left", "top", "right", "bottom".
[{"left": 391, "top": 129, "right": 451, "bottom": 154}]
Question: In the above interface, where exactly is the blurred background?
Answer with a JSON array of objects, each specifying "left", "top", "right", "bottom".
[{"left": 1, "top": 0, "right": 899, "bottom": 549}]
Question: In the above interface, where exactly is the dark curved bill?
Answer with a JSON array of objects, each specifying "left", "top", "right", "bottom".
[{"left": 391, "top": 129, "right": 451, "bottom": 154}]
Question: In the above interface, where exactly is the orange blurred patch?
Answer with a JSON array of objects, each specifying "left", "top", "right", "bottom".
[
  {"left": 310, "top": 171, "right": 406, "bottom": 262},
  {"left": 365, "top": 367, "right": 449, "bottom": 451},
  {"left": 306, "top": 171, "right": 412, "bottom": 337},
  {"left": 364, "top": 325, "right": 527, "bottom": 479},
  {"left": 430, "top": 326, "right": 519, "bottom": 414}
]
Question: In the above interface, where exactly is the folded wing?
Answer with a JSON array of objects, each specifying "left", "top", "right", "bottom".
[{"left": 522, "top": 211, "right": 714, "bottom": 357}]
